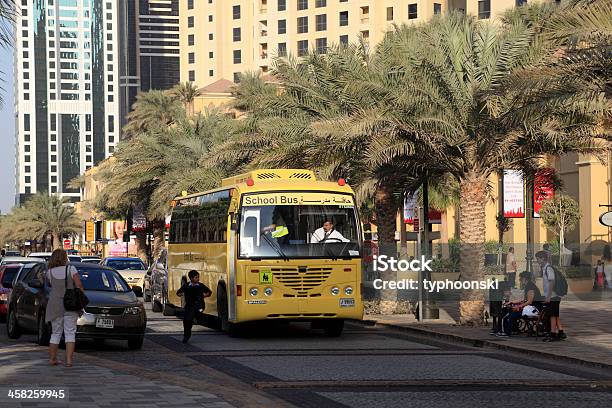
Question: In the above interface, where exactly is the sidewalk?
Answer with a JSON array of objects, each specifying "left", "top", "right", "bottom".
[
  {"left": 0, "top": 342, "right": 235, "bottom": 408},
  {"left": 367, "top": 300, "right": 612, "bottom": 369}
]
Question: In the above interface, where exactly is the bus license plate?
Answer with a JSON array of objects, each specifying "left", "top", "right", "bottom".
[
  {"left": 96, "top": 318, "right": 114, "bottom": 329},
  {"left": 340, "top": 298, "right": 355, "bottom": 307}
]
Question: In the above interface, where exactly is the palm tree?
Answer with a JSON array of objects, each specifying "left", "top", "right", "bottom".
[
  {"left": 122, "top": 90, "right": 184, "bottom": 138},
  {"left": 0, "top": 0, "right": 17, "bottom": 105},
  {"left": 1, "top": 193, "right": 82, "bottom": 250},
  {"left": 0, "top": 1, "right": 16, "bottom": 46},
  {"left": 357, "top": 12, "right": 608, "bottom": 324},
  {"left": 171, "top": 82, "right": 203, "bottom": 117},
  {"left": 96, "top": 110, "right": 234, "bottom": 259}
]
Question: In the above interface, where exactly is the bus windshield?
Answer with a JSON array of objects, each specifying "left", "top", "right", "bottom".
[{"left": 239, "top": 195, "right": 361, "bottom": 259}]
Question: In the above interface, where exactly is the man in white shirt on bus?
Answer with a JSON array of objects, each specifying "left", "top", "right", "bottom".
[{"left": 311, "top": 220, "right": 349, "bottom": 243}]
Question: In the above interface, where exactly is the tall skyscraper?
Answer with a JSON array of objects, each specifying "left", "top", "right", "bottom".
[
  {"left": 15, "top": 0, "right": 181, "bottom": 204},
  {"left": 118, "top": 0, "right": 180, "bottom": 130},
  {"left": 138, "top": 0, "right": 180, "bottom": 92},
  {"left": 15, "top": 0, "right": 121, "bottom": 204}
]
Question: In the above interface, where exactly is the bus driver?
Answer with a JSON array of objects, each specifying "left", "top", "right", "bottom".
[{"left": 311, "top": 220, "right": 349, "bottom": 243}]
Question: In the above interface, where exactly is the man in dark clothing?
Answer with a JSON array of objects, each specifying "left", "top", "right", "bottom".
[
  {"left": 177, "top": 270, "right": 212, "bottom": 343},
  {"left": 489, "top": 280, "right": 510, "bottom": 335}
]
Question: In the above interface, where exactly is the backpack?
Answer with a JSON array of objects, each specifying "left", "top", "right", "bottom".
[{"left": 550, "top": 266, "right": 568, "bottom": 297}]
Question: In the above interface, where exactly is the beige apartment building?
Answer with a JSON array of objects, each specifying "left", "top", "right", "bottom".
[{"left": 179, "top": 0, "right": 542, "bottom": 89}]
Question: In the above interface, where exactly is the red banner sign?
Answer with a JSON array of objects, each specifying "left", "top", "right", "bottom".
[{"left": 533, "top": 168, "right": 555, "bottom": 218}]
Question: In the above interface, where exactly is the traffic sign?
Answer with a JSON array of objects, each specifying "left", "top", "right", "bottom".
[
  {"left": 259, "top": 270, "right": 273, "bottom": 284},
  {"left": 63, "top": 239, "right": 71, "bottom": 250},
  {"left": 600, "top": 211, "right": 612, "bottom": 227}
]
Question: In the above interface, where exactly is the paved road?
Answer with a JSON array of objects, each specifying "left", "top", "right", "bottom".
[{"left": 2, "top": 301, "right": 612, "bottom": 407}]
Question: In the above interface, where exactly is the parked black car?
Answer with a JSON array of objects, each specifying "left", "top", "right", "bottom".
[
  {"left": 6, "top": 262, "right": 146, "bottom": 349},
  {"left": 149, "top": 249, "right": 173, "bottom": 316}
]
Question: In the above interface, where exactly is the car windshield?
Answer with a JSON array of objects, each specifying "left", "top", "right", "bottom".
[
  {"left": 239, "top": 194, "right": 361, "bottom": 259},
  {"left": 1, "top": 267, "right": 20, "bottom": 287},
  {"left": 76, "top": 267, "right": 130, "bottom": 292},
  {"left": 106, "top": 260, "right": 146, "bottom": 270},
  {"left": 68, "top": 256, "right": 82, "bottom": 262}
]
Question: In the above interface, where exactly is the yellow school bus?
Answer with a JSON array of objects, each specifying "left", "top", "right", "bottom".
[{"left": 167, "top": 169, "right": 363, "bottom": 335}]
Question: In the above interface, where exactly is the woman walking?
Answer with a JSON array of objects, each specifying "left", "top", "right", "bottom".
[{"left": 45, "top": 249, "right": 84, "bottom": 367}]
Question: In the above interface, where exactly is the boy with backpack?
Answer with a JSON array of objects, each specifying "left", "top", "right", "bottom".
[{"left": 535, "top": 250, "right": 567, "bottom": 341}]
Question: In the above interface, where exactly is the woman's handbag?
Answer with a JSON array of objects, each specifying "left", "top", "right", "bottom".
[{"left": 63, "top": 265, "right": 89, "bottom": 311}]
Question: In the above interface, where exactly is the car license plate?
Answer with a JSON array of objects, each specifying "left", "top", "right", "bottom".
[
  {"left": 340, "top": 298, "right": 355, "bottom": 307},
  {"left": 96, "top": 318, "right": 114, "bottom": 329}
]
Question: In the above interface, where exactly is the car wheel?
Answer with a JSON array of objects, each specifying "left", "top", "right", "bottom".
[
  {"left": 37, "top": 312, "right": 51, "bottom": 346},
  {"left": 323, "top": 319, "right": 344, "bottom": 337},
  {"left": 127, "top": 335, "right": 144, "bottom": 350},
  {"left": 7, "top": 308, "right": 22, "bottom": 339}
]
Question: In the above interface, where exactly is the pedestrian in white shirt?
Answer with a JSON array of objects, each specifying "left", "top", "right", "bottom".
[
  {"left": 506, "top": 247, "right": 517, "bottom": 288},
  {"left": 311, "top": 221, "right": 349, "bottom": 243},
  {"left": 536, "top": 250, "right": 566, "bottom": 341}
]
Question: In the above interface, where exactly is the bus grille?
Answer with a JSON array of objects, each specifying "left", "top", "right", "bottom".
[
  {"left": 85, "top": 306, "right": 125, "bottom": 315},
  {"left": 272, "top": 267, "right": 332, "bottom": 295}
]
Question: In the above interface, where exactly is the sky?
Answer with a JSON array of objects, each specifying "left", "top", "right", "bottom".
[{"left": 0, "top": 45, "right": 15, "bottom": 214}]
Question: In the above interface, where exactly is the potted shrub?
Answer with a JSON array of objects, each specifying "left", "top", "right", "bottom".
[
  {"left": 563, "top": 265, "right": 593, "bottom": 294},
  {"left": 484, "top": 240, "right": 508, "bottom": 266},
  {"left": 483, "top": 264, "right": 505, "bottom": 283},
  {"left": 430, "top": 258, "right": 461, "bottom": 282}
]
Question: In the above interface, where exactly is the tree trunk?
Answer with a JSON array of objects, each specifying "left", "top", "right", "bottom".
[
  {"left": 152, "top": 222, "right": 165, "bottom": 260},
  {"left": 375, "top": 183, "right": 398, "bottom": 315},
  {"left": 458, "top": 171, "right": 488, "bottom": 326},
  {"left": 135, "top": 230, "right": 148, "bottom": 264},
  {"left": 52, "top": 232, "right": 61, "bottom": 251}
]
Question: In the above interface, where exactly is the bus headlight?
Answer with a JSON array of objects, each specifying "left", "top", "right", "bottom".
[
  {"left": 264, "top": 287, "right": 273, "bottom": 296},
  {"left": 249, "top": 287, "right": 259, "bottom": 297},
  {"left": 331, "top": 287, "right": 340, "bottom": 296},
  {"left": 344, "top": 286, "right": 353, "bottom": 295}
]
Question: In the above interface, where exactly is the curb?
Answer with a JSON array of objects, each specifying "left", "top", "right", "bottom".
[
  {"left": 365, "top": 320, "right": 612, "bottom": 371},
  {"left": 253, "top": 379, "right": 612, "bottom": 389}
]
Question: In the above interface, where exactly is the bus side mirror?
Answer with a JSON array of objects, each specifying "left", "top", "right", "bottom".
[{"left": 230, "top": 213, "right": 239, "bottom": 231}]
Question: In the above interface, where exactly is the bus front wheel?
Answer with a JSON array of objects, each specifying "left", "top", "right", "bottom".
[
  {"left": 217, "top": 285, "right": 240, "bottom": 337},
  {"left": 324, "top": 319, "right": 344, "bottom": 337}
]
